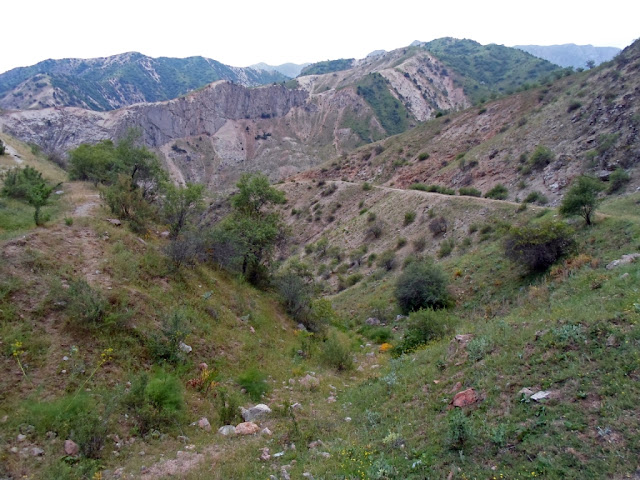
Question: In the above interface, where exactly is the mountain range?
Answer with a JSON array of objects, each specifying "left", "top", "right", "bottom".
[
  {"left": 514, "top": 43, "right": 621, "bottom": 69},
  {"left": 0, "top": 38, "right": 561, "bottom": 190},
  {"left": 0, "top": 52, "right": 288, "bottom": 111}
]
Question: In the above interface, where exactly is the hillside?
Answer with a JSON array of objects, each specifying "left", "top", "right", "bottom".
[
  {"left": 0, "top": 39, "right": 561, "bottom": 192},
  {"left": 1, "top": 129, "right": 640, "bottom": 479},
  {"left": 515, "top": 44, "right": 621, "bottom": 69},
  {"left": 304, "top": 38, "right": 640, "bottom": 208},
  {"left": 0, "top": 52, "right": 289, "bottom": 111}
]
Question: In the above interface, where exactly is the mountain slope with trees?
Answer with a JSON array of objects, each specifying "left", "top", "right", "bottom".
[{"left": 0, "top": 52, "right": 289, "bottom": 111}]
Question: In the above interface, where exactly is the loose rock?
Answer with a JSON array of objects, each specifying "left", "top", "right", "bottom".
[
  {"left": 218, "top": 425, "right": 236, "bottom": 436},
  {"left": 235, "top": 422, "right": 260, "bottom": 435},
  {"left": 198, "top": 417, "right": 211, "bottom": 432},
  {"left": 64, "top": 439, "right": 79, "bottom": 456},
  {"left": 241, "top": 404, "right": 271, "bottom": 422},
  {"left": 452, "top": 388, "right": 479, "bottom": 407}
]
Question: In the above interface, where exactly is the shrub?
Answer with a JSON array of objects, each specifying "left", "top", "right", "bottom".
[
  {"left": 429, "top": 216, "right": 448, "bottom": 236},
  {"left": 467, "top": 336, "right": 492, "bottom": 361},
  {"left": 395, "top": 258, "right": 449, "bottom": 314},
  {"left": 362, "top": 182, "right": 372, "bottom": 191},
  {"left": 404, "top": 210, "right": 416, "bottom": 225},
  {"left": 418, "top": 152, "right": 430, "bottom": 161},
  {"left": 567, "top": 100, "right": 582, "bottom": 112},
  {"left": 393, "top": 308, "right": 457, "bottom": 355},
  {"left": 529, "top": 145, "right": 554, "bottom": 170},
  {"left": 148, "top": 310, "right": 191, "bottom": 365},
  {"left": 123, "top": 372, "right": 184, "bottom": 436},
  {"left": 608, "top": 167, "right": 630, "bottom": 193},
  {"left": 396, "top": 237, "right": 407, "bottom": 249},
  {"left": 365, "top": 220, "right": 385, "bottom": 240},
  {"left": 409, "top": 183, "right": 428, "bottom": 192},
  {"left": 447, "top": 409, "right": 473, "bottom": 449},
  {"left": 1, "top": 165, "right": 59, "bottom": 225},
  {"left": 504, "top": 220, "right": 575, "bottom": 272},
  {"left": 237, "top": 367, "right": 269, "bottom": 401},
  {"left": 485, "top": 184, "right": 508, "bottom": 200},
  {"left": 559, "top": 175, "right": 605, "bottom": 225},
  {"left": 64, "top": 279, "right": 109, "bottom": 326},
  {"left": 458, "top": 187, "right": 481, "bottom": 197},
  {"left": 377, "top": 249, "right": 397, "bottom": 271},
  {"left": 320, "top": 334, "right": 353, "bottom": 371},
  {"left": 346, "top": 273, "right": 364, "bottom": 286},
  {"left": 413, "top": 236, "right": 427, "bottom": 252},
  {"left": 523, "top": 191, "right": 549, "bottom": 205},
  {"left": 438, "top": 238, "right": 455, "bottom": 258}
]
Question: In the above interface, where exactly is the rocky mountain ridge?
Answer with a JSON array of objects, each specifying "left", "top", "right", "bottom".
[
  {"left": 0, "top": 52, "right": 289, "bottom": 112},
  {"left": 0, "top": 39, "right": 562, "bottom": 190}
]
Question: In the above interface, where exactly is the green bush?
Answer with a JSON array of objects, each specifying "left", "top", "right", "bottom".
[
  {"left": 528, "top": 145, "right": 554, "bottom": 170},
  {"left": 362, "top": 182, "right": 372, "bottom": 191},
  {"left": 447, "top": 409, "right": 473, "bottom": 449},
  {"left": 608, "top": 167, "right": 630, "bottom": 193},
  {"left": 320, "top": 334, "right": 353, "bottom": 371},
  {"left": 123, "top": 372, "right": 184, "bottom": 436},
  {"left": 438, "top": 238, "right": 455, "bottom": 258},
  {"left": 395, "top": 258, "right": 449, "bottom": 314},
  {"left": 148, "top": 310, "right": 191, "bottom": 365},
  {"left": 237, "top": 367, "right": 270, "bottom": 401},
  {"left": 404, "top": 210, "right": 416, "bottom": 225},
  {"left": 393, "top": 308, "right": 457, "bottom": 356},
  {"left": 484, "top": 184, "right": 508, "bottom": 200},
  {"left": 1, "top": 165, "right": 59, "bottom": 225},
  {"left": 503, "top": 220, "right": 574, "bottom": 272},
  {"left": 396, "top": 237, "right": 407, "bottom": 249},
  {"left": 523, "top": 191, "right": 549, "bottom": 205},
  {"left": 377, "top": 249, "right": 397, "bottom": 271},
  {"left": 65, "top": 279, "right": 109, "bottom": 326},
  {"left": 458, "top": 187, "right": 482, "bottom": 197},
  {"left": 418, "top": 152, "right": 430, "bottom": 161}
]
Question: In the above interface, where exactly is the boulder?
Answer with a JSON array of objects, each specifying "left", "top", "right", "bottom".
[
  {"left": 452, "top": 388, "right": 479, "bottom": 407},
  {"left": 240, "top": 404, "right": 271, "bottom": 422},
  {"left": 64, "top": 439, "right": 79, "bottom": 456},
  {"left": 235, "top": 422, "right": 260, "bottom": 435},
  {"left": 365, "top": 317, "right": 380, "bottom": 326},
  {"left": 606, "top": 253, "right": 640, "bottom": 270},
  {"left": 198, "top": 417, "right": 211, "bottom": 432},
  {"left": 218, "top": 425, "right": 236, "bottom": 436}
]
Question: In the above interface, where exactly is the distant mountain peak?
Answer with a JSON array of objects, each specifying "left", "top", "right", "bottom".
[{"left": 513, "top": 44, "right": 621, "bottom": 69}]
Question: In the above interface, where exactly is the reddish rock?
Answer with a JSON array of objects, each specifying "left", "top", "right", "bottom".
[
  {"left": 452, "top": 388, "right": 479, "bottom": 407},
  {"left": 64, "top": 439, "right": 79, "bottom": 456},
  {"left": 235, "top": 422, "right": 260, "bottom": 435}
]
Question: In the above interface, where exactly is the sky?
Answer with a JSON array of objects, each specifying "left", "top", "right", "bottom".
[{"left": 3, "top": 0, "right": 639, "bottom": 74}]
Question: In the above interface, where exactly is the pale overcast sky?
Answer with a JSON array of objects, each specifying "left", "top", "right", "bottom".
[{"left": 3, "top": 0, "right": 638, "bottom": 74}]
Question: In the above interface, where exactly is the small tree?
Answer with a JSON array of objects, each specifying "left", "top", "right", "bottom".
[
  {"left": 559, "top": 175, "right": 604, "bottom": 225},
  {"left": 395, "top": 258, "right": 449, "bottom": 314},
  {"left": 162, "top": 183, "right": 204, "bottom": 239},
  {"left": 1, "top": 166, "right": 60, "bottom": 225},
  {"left": 0, "top": 139, "right": 5, "bottom": 155}
]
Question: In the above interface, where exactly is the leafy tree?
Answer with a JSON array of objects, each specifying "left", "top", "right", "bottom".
[
  {"left": 528, "top": 145, "right": 554, "bottom": 170},
  {"left": 68, "top": 130, "right": 166, "bottom": 195},
  {"left": 503, "top": 220, "right": 574, "bottom": 272},
  {"left": 212, "top": 173, "right": 286, "bottom": 285},
  {"left": 559, "top": 175, "right": 604, "bottom": 225},
  {"left": 395, "top": 258, "right": 449, "bottom": 314},
  {"left": 162, "top": 183, "right": 204, "bottom": 239},
  {"left": 1, "top": 166, "right": 60, "bottom": 225}
]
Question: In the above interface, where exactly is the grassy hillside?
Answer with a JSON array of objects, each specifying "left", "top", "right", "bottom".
[
  {"left": 423, "top": 38, "right": 562, "bottom": 103},
  {"left": 1, "top": 37, "right": 639, "bottom": 479}
]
